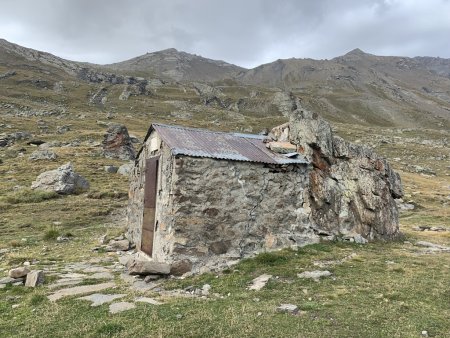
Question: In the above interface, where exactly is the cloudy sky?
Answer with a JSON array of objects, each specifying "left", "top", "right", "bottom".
[{"left": 1, "top": 0, "right": 449, "bottom": 68}]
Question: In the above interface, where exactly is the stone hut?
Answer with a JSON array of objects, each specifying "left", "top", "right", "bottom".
[
  {"left": 127, "top": 123, "right": 315, "bottom": 274},
  {"left": 127, "top": 109, "right": 403, "bottom": 274}
]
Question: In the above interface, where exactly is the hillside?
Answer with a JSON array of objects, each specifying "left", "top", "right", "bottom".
[
  {"left": 0, "top": 39, "right": 449, "bottom": 338},
  {"left": 103, "top": 48, "right": 245, "bottom": 82}
]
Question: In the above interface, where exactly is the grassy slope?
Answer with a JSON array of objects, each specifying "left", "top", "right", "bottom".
[{"left": 0, "top": 60, "right": 449, "bottom": 338}]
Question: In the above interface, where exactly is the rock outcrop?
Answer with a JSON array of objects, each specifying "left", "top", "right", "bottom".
[
  {"left": 268, "top": 107, "right": 403, "bottom": 240},
  {"left": 102, "top": 125, "right": 136, "bottom": 160},
  {"left": 31, "top": 162, "right": 90, "bottom": 194}
]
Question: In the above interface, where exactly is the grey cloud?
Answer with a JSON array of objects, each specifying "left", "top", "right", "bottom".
[{"left": 0, "top": 0, "right": 449, "bottom": 67}]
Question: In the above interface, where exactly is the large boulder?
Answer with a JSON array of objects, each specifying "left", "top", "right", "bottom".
[
  {"left": 268, "top": 103, "right": 403, "bottom": 240},
  {"left": 102, "top": 124, "right": 135, "bottom": 160},
  {"left": 31, "top": 162, "right": 89, "bottom": 194},
  {"left": 127, "top": 259, "right": 170, "bottom": 276}
]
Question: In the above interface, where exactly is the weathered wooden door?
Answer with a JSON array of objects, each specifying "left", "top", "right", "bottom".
[{"left": 141, "top": 156, "right": 159, "bottom": 256}]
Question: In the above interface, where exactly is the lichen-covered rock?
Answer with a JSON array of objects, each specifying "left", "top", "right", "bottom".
[
  {"left": 102, "top": 124, "right": 135, "bottom": 160},
  {"left": 31, "top": 162, "right": 89, "bottom": 194},
  {"left": 9, "top": 267, "right": 30, "bottom": 278},
  {"left": 29, "top": 149, "right": 57, "bottom": 161},
  {"left": 269, "top": 105, "right": 403, "bottom": 240}
]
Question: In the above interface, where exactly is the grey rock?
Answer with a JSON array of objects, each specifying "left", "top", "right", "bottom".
[
  {"left": 144, "top": 275, "right": 161, "bottom": 282},
  {"left": 106, "top": 239, "right": 130, "bottom": 252},
  {"left": 102, "top": 124, "right": 135, "bottom": 160},
  {"left": 47, "top": 282, "right": 116, "bottom": 302},
  {"left": 297, "top": 270, "right": 332, "bottom": 281},
  {"left": 104, "top": 165, "right": 119, "bottom": 173},
  {"left": 31, "top": 162, "right": 89, "bottom": 194},
  {"left": 56, "top": 236, "right": 70, "bottom": 242},
  {"left": 83, "top": 266, "right": 109, "bottom": 273},
  {"left": 276, "top": 304, "right": 299, "bottom": 314},
  {"left": 248, "top": 274, "right": 272, "bottom": 291},
  {"left": 170, "top": 259, "right": 193, "bottom": 276},
  {"left": 135, "top": 297, "right": 162, "bottom": 305},
  {"left": 201, "top": 284, "right": 211, "bottom": 296},
  {"left": 8, "top": 267, "right": 30, "bottom": 279},
  {"left": 90, "top": 272, "right": 114, "bottom": 280},
  {"left": 117, "top": 162, "right": 134, "bottom": 176},
  {"left": 0, "top": 277, "right": 23, "bottom": 285},
  {"left": 109, "top": 301, "right": 136, "bottom": 314},
  {"left": 25, "top": 270, "right": 44, "bottom": 287},
  {"left": 78, "top": 293, "right": 125, "bottom": 306},
  {"left": 29, "top": 149, "right": 57, "bottom": 161},
  {"left": 127, "top": 259, "right": 171, "bottom": 276}
]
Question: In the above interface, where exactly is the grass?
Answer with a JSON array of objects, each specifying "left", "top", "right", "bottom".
[{"left": 0, "top": 56, "right": 449, "bottom": 337}]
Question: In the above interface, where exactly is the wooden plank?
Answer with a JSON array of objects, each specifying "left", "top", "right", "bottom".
[{"left": 141, "top": 156, "right": 159, "bottom": 256}]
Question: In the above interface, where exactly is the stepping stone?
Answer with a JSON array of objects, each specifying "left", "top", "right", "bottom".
[
  {"left": 47, "top": 279, "right": 83, "bottom": 289},
  {"left": 59, "top": 273, "right": 87, "bottom": 279},
  {"left": 135, "top": 297, "right": 163, "bottom": 305},
  {"left": 132, "top": 280, "right": 159, "bottom": 292},
  {"left": 248, "top": 274, "right": 272, "bottom": 291},
  {"left": 78, "top": 293, "right": 126, "bottom": 306},
  {"left": 47, "top": 282, "right": 116, "bottom": 302},
  {"left": 109, "top": 302, "right": 136, "bottom": 314},
  {"left": 83, "top": 267, "right": 110, "bottom": 273},
  {"left": 89, "top": 272, "right": 114, "bottom": 280}
]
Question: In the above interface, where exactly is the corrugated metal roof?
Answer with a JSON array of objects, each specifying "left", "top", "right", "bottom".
[{"left": 149, "top": 123, "right": 308, "bottom": 165}]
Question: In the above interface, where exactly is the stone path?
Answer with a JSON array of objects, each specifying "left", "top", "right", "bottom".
[
  {"left": 78, "top": 293, "right": 126, "bottom": 306},
  {"left": 47, "top": 282, "right": 116, "bottom": 302}
]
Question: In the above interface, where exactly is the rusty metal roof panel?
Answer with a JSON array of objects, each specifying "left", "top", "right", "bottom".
[{"left": 151, "top": 123, "right": 308, "bottom": 165}]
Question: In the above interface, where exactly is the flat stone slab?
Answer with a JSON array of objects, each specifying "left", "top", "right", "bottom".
[
  {"left": 48, "top": 282, "right": 116, "bottom": 302},
  {"left": 415, "top": 241, "right": 450, "bottom": 251},
  {"left": 59, "top": 273, "right": 87, "bottom": 279},
  {"left": 83, "top": 267, "right": 110, "bottom": 273},
  {"left": 276, "top": 304, "right": 299, "bottom": 314},
  {"left": 248, "top": 274, "right": 272, "bottom": 291},
  {"left": 131, "top": 280, "right": 159, "bottom": 292},
  {"left": 89, "top": 272, "right": 114, "bottom": 280},
  {"left": 109, "top": 302, "right": 136, "bottom": 314},
  {"left": 135, "top": 297, "right": 163, "bottom": 305},
  {"left": 47, "top": 279, "right": 83, "bottom": 289},
  {"left": 297, "top": 270, "right": 332, "bottom": 281},
  {"left": 78, "top": 293, "right": 126, "bottom": 306}
]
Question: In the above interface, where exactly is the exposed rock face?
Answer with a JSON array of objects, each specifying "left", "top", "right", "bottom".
[
  {"left": 102, "top": 124, "right": 135, "bottom": 160},
  {"left": 31, "top": 162, "right": 89, "bottom": 194},
  {"left": 269, "top": 107, "right": 403, "bottom": 240}
]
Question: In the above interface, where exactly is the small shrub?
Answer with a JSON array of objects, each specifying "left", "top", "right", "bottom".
[
  {"left": 254, "top": 252, "right": 288, "bottom": 266},
  {"left": 43, "top": 226, "right": 60, "bottom": 241},
  {"left": 96, "top": 323, "right": 125, "bottom": 335}
]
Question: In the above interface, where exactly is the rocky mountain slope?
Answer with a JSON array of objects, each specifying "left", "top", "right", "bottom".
[{"left": 103, "top": 48, "right": 244, "bottom": 82}]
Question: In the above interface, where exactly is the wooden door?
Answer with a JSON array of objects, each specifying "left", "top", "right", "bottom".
[{"left": 141, "top": 156, "right": 159, "bottom": 256}]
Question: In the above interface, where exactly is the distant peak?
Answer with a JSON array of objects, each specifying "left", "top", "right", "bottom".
[
  {"left": 346, "top": 48, "right": 366, "bottom": 56},
  {"left": 158, "top": 48, "right": 178, "bottom": 53}
]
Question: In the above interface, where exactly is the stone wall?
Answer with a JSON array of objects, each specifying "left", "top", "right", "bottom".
[{"left": 167, "top": 157, "right": 314, "bottom": 273}]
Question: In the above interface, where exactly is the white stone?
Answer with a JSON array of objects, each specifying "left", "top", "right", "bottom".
[
  {"left": 109, "top": 302, "right": 136, "bottom": 314},
  {"left": 297, "top": 270, "right": 332, "bottom": 281},
  {"left": 78, "top": 293, "right": 125, "bottom": 306},
  {"left": 276, "top": 304, "right": 299, "bottom": 314},
  {"left": 248, "top": 274, "right": 272, "bottom": 291}
]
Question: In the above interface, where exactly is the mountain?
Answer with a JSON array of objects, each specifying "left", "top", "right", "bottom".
[
  {"left": 103, "top": 48, "right": 245, "bottom": 82},
  {"left": 0, "top": 38, "right": 449, "bottom": 130},
  {"left": 235, "top": 48, "right": 450, "bottom": 127}
]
